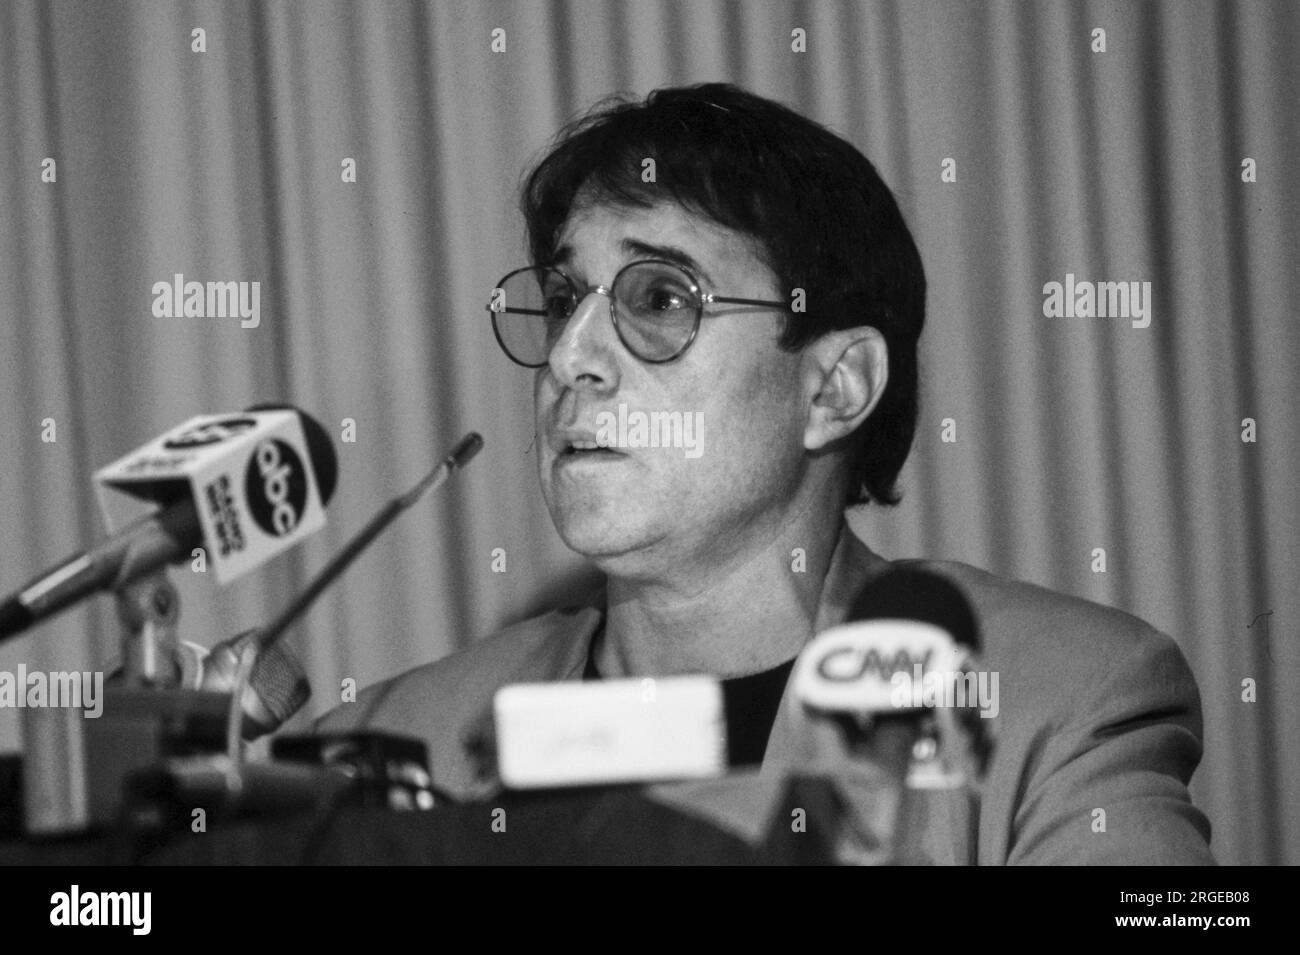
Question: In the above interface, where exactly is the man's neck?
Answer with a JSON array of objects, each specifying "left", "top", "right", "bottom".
[{"left": 598, "top": 501, "right": 847, "bottom": 679}]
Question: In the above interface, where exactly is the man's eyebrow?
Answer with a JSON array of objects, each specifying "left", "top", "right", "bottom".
[
  {"left": 620, "top": 239, "right": 714, "bottom": 287},
  {"left": 546, "top": 239, "right": 715, "bottom": 287}
]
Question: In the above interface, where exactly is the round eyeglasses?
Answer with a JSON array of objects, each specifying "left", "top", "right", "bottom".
[{"left": 487, "top": 259, "right": 788, "bottom": 367}]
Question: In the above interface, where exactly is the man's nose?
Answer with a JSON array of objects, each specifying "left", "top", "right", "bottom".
[{"left": 547, "top": 289, "right": 620, "bottom": 391}]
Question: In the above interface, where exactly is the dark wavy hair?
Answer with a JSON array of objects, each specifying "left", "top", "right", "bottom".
[{"left": 521, "top": 83, "right": 925, "bottom": 506}]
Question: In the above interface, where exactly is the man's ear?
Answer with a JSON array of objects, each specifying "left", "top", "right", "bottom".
[{"left": 802, "top": 326, "right": 888, "bottom": 452}]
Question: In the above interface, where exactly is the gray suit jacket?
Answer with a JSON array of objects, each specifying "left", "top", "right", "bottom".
[{"left": 316, "top": 526, "right": 1215, "bottom": 864}]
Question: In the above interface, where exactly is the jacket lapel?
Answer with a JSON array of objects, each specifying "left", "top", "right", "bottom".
[{"left": 764, "top": 524, "right": 892, "bottom": 769}]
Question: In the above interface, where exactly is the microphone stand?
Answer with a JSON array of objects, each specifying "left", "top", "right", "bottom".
[{"left": 114, "top": 570, "right": 184, "bottom": 688}]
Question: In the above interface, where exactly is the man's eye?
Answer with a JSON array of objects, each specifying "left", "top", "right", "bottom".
[
  {"left": 640, "top": 285, "right": 691, "bottom": 312},
  {"left": 543, "top": 296, "right": 573, "bottom": 322}
]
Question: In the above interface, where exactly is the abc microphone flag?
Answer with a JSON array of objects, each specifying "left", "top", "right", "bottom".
[{"left": 94, "top": 409, "right": 332, "bottom": 586}]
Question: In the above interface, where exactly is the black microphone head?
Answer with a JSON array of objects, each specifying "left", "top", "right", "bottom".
[
  {"left": 847, "top": 567, "right": 980, "bottom": 651},
  {"left": 245, "top": 403, "right": 339, "bottom": 506},
  {"left": 448, "top": 432, "right": 484, "bottom": 471}
]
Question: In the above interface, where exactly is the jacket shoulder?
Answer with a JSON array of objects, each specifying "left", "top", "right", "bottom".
[
  {"left": 894, "top": 558, "right": 1211, "bottom": 863},
  {"left": 895, "top": 557, "right": 1186, "bottom": 694}
]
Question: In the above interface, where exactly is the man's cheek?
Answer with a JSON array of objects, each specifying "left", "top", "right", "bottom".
[{"left": 533, "top": 371, "right": 558, "bottom": 420}]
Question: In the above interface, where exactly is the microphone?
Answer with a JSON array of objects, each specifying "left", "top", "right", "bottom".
[
  {"left": 224, "top": 431, "right": 484, "bottom": 753},
  {"left": 766, "top": 567, "right": 992, "bottom": 864},
  {"left": 109, "top": 628, "right": 310, "bottom": 740},
  {"left": 791, "top": 566, "right": 987, "bottom": 770},
  {"left": 197, "top": 630, "right": 311, "bottom": 739},
  {"left": 0, "top": 406, "right": 338, "bottom": 643},
  {"left": 131, "top": 431, "right": 485, "bottom": 828}
]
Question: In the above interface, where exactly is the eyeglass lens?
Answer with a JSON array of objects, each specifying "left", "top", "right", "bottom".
[{"left": 491, "top": 262, "right": 700, "bottom": 365}]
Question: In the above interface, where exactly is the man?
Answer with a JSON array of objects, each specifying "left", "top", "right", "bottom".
[{"left": 317, "top": 83, "right": 1214, "bottom": 864}]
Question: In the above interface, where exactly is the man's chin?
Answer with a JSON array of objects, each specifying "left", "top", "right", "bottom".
[
  {"left": 552, "top": 515, "right": 639, "bottom": 560},
  {"left": 547, "top": 504, "right": 660, "bottom": 566}
]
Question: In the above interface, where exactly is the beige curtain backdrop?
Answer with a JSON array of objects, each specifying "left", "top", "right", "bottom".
[{"left": 0, "top": 0, "right": 1295, "bottom": 865}]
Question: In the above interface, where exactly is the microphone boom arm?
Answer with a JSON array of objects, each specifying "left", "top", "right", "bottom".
[{"left": 226, "top": 432, "right": 484, "bottom": 759}]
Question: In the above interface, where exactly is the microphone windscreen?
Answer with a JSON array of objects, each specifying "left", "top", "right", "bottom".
[
  {"left": 249, "top": 640, "right": 312, "bottom": 726},
  {"left": 448, "top": 432, "right": 484, "bottom": 470},
  {"left": 847, "top": 567, "right": 980, "bottom": 651},
  {"left": 201, "top": 629, "right": 311, "bottom": 738}
]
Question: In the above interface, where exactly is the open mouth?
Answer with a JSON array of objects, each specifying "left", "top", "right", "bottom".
[
  {"left": 559, "top": 444, "right": 624, "bottom": 459},
  {"left": 562, "top": 442, "right": 624, "bottom": 458}
]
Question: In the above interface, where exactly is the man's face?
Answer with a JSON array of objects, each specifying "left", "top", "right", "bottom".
[{"left": 534, "top": 199, "right": 811, "bottom": 579}]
